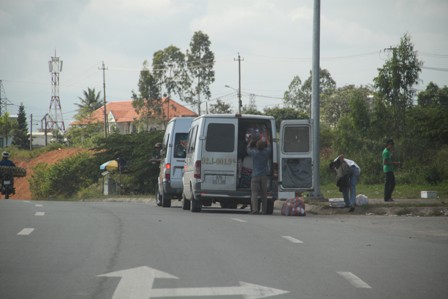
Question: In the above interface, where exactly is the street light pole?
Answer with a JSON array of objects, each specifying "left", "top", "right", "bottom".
[
  {"left": 234, "top": 53, "right": 243, "bottom": 114},
  {"left": 225, "top": 84, "right": 241, "bottom": 113}
]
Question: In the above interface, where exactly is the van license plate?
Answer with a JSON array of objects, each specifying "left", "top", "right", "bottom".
[{"left": 213, "top": 175, "right": 226, "bottom": 185}]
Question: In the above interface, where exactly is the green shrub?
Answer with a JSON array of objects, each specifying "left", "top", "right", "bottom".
[{"left": 29, "top": 152, "right": 100, "bottom": 199}]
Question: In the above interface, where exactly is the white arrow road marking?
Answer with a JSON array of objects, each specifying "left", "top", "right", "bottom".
[
  {"left": 282, "top": 236, "right": 303, "bottom": 244},
  {"left": 18, "top": 228, "right": 34, "bottom": 235},
  {"left": 99, "top": 266, "right": 289, "bottom": 299},
  {"left": 35, "top": 212, "right": 45, "bottom": 216},
  {"left": 337, "top": 272, "right": 372, "bottom": 289},
  {"left": 98, "top": 266, "right": 178, "bottom": 299},
  {"left": 231, "top": 218, "right": 247, "bottom": 223},
  {"left": 147, "top": 281, "right": 288, "bottom": 298}
]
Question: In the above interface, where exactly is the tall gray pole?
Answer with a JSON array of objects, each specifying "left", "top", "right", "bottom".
[
  {"left": 311, "top": 0, "right": 321, "bottom": 197},
  {"left": 30, "top": 114, "right": 33, "bottom": 150},
  {"left": 234, "top": 53, "right": 243, "bottom": 114},
  {"left": 99, "top": 61, "right": 108, "bottom": 137}
]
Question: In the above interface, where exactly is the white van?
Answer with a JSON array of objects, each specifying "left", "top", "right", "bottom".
[
  {"left": 182, "top": 114, "right": 313, "bottom": 213},
  {"left": 155, "top": 117, "right": 194, "bottom": 207}
]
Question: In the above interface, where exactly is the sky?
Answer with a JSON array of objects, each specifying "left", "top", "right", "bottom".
[{"left": 1, "top": 0, "right": 447, "bottom": 130}]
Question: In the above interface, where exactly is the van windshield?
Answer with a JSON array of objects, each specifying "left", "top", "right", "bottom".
[{"left": 174, "top": 133, "right": 189, "bottom": 158}]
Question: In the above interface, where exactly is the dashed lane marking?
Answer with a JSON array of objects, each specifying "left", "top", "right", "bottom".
[
  {"left": 231, "top": 218, "right": 247, "bottom": 223},
  {"left": 35, "top": 212, "right": 45, "bottom": 216},
  {"left": 337, "top": 272, "right": 372, "bottom": 289},
  {"left": 17, "top": 228, "right": 35, "bottom": 236},
  {"left": 282, "top": 236, "right": 304, "bottom": 244},
  {"left": 35, "top": 204, "right": 43, "bottom": 207}
]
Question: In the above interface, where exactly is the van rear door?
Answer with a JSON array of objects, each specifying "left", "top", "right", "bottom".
[
  {"left": 200, "top": 118, "right": 238, "bottom": 192},
  {"left": 278, "top": 120, "right": 313, "bottom": 192}
]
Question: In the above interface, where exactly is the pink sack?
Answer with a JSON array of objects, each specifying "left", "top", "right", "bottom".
[{"left": 281, "top": 194, "right": 306, "bottom": 216}]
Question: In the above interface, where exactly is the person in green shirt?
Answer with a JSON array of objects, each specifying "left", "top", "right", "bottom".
[{"left": 383, "top": 139, "right": 400, "bottom": 202}]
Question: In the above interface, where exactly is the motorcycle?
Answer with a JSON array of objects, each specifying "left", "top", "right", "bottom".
[{"left": 1, "top": 173, "right": 15, "bottom": 199}]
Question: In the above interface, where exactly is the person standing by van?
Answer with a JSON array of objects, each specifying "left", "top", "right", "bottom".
[{"left": 247, "top": 136, "right": 272, "bottom": 214}]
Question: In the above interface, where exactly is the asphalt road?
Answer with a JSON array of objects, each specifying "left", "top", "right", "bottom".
[{"left": 1, "top": 199, "right": 447, "bottom": 299}]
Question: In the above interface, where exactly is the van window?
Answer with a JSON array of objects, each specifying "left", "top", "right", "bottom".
[
  {"left": 206, "top": 123, "right": 234, "bottom": 152},
  {"left": 188, "top": 126, "right": 198, "bottom": 153},
  {"left": 174, "top": 133, "right": 188, "bottom": 158},
  {"left": 283, "top": 126, "right": 310, "bottom": 153}
]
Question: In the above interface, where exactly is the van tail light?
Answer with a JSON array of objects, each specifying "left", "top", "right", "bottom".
[
  {"left": 272, "top": 162, "right": 278, "bottom": 180},
  {"left": 165, "top": 163, "right": 171, "bottom": 181},
  {"left": 194, "top": 160, "right": 201, "bottom": 179}
]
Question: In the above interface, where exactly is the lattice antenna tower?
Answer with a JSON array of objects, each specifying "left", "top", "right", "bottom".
[
  {"left": 48, "top": 51, "right": 65, "bottom": 132},
  {"left": 0, "top": 80, "right": 12, "bottom": 115}
]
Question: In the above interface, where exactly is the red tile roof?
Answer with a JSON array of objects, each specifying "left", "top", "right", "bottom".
[{"left": 72, "top": 98, "right": 197, "bottom": 125}]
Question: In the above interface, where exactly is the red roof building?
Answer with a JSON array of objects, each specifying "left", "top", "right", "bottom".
[{"left": 71, "top": 98, "right": 197, "bottom": 134}]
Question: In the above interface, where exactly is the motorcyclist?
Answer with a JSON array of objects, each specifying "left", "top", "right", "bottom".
[{"left": 0, "top": 151, "right": 16, "bottom": 194}]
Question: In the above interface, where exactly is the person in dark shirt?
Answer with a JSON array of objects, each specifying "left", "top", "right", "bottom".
[
  {"left": 0, "top": 151, "right": 15, "bottom": 167},
  {"left": 0, "top": 152, "right": 16, "bottom": 194}
]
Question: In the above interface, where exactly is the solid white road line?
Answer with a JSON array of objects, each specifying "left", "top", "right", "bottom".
[
  {"left": 337, "top": 272, "right": 372, "bottom": 289},
  {"left": 17, "top": 228, "right": 35, "bottom": 236},
  {"left": 35, "top": 212, "right": 45, "bottom": 216},
  {"left": 282, "top": 236, "right": 304, "bottom": 244},
  {"left": 231, "top": 218, "right": 247, "bottom": 223}
]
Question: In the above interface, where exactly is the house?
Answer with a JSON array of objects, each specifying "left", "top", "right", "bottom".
[{"left": 71, "top": 97, "right": 197, "bottom": 134}]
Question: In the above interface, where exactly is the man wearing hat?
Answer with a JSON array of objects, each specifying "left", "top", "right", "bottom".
[{"left": 383, "top": 139, "right": 400, "bottom": 202}]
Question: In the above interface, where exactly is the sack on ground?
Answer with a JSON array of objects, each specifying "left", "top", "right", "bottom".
[
  {"left": 281, "top": 194, "right": 306, "bottom": 216},
  {"left": 329, "top": 198, "right": 346, "bottom": 208},
  {"left": 356, "top": 194, "right": 368, "bottom": 206}
]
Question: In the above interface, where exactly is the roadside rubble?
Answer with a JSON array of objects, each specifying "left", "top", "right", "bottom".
[{"left": 298, "top": 197, "right": 448, "bottom": 217}]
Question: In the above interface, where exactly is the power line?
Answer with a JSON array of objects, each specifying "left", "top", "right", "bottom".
[{"left": 421, "top": 66, "right": 448, "bottom": 72}]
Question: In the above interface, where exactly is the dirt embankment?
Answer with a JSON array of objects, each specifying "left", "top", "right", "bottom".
[{"left": 13, "top": 148, "right": 87, "bottom": 200}]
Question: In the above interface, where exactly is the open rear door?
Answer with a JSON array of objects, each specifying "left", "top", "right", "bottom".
[{"left": 278, "top": 119, "right": 313, "bottom": 192}]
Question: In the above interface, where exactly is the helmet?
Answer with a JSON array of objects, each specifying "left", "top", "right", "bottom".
[{"left": 2, "top": 151, "right": 9, "bottom": 159}]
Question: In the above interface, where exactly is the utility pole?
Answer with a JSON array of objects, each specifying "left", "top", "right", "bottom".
[
  {"left": 99, "top": 61, "right": 108, "bottom": 137},
  {"left": 41, "top": 114, "right": 49, "bottom": 146},
  {"left": 311, "top": 0, "right": 321, "bottom": 198},
  {"left": 29, "top": 114, "right": 33, "bottom": 150},
  {"left": 384, "top": 46, "right": 402, "bottom": 137},
  {"left": 234, "top": 53, "right": 244, "bottom": 114}
]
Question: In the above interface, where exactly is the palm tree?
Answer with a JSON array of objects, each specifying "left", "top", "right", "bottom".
[{"left": 75, "top": 88, "right": 102, "bottom": 120}]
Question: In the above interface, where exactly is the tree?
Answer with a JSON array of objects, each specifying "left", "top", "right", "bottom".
[
  {"left": 132, "top": 60, "right": 162, "bottom": 129},
  {"left": 373, "top": 33, "right": 423, "bottom": 139},
  {"left": 283, "top": 68, "right": 336, "bottom": 116},
  {"left": 152, "top": 45, "right": 188, "bottom": 100},
  {"left": 75, "top": 87, "right": 102, "bottom": 120},
  {"left": 263, "top": 107, "right": 307, "bottom": 132},
  {"left": 322, "top": 85, "right": 371, "bottom": 127},
  {"left": 283, "top": 75, "right": 307, "bottom": 112},
  {"left": 186, "top": 31, "right": 215, "bottom": 114},
  {"left": 12, "top": 103, "right": 30, "bottom": 149},
  {"left": 0, "top": 112, "right": 16, "bottom": 147},
  {"left": 417, "top": 82, "right": 448, "bottom": 107},
  {"left": 209, "top": 99, "right": 232, "bottom": 114}
]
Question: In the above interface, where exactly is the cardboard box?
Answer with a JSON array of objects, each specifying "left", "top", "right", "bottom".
[{"left": 421, "top": 191, "right": 437, "bottom": 199}]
